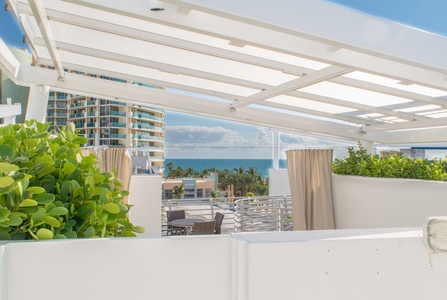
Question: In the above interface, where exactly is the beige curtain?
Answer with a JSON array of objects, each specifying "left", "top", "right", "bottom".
[
  {"left": 80, "top": 148, "right": 95, "bottom": 157},
  {"left": 80, "top": 147, "right": 132, "bottom": 203},
  {"left": 286, "top": 149, "right": 335, "bottom": 231},
  {"left": 97, "top": 148, "right": 132, "bottom": 192}
]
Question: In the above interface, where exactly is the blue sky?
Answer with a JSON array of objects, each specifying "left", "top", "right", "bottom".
[{"left": 1, "top": 0, "right": 446, "bottom": 158}]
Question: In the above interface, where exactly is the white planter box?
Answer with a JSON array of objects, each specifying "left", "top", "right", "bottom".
[
  {"left": 270, "top": 170, "right": 447, "bottom": 229},
  {"left": 332, "top": 174, "right": 447, "bottom": 229}
]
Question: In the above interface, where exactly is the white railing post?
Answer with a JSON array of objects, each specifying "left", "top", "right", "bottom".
[
  {"left": 209, "top": 198, "right": 215, "bottom": 218},
  {"left": 276, "top": 197, "right": 282, "bottom": 231}
]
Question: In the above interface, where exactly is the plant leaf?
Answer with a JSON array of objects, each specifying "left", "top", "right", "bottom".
[
  {"left": 84, "top": 226, "right": 95, "bottom": 238},
  {"left": 6, "top": 214, "right": 23, "bottom": 226},
  {"left": 47, "top": 207, "right": 68, "bottom": 216},
  {"left": 36, "top": 228, "right": 53, "bottom": 240},
  {"left": 131, "top": 226, "right": 145, "bottom": 234},
  {"left": 26, "top": 186, "right": 46, "bottom": 194},
  {"left": 44, "top": 215, "right": 61, "bottom": 228},
  {"left": 0, "top": 162, "right": 19, "bottom": 173},
  {"left": 0, "top": 231, "right": 10, "bottom": 240},
  {"left": 33, "top": 193, "right": 55, "bottom": 204},
  {"left": 103, "top": 202, "right": 120, "bottom": 214},
  {"left": 64, "top": 231, "right": 77, "bottom": 239},
  {"left": 18, "top": 199, "right": 38, "bottom": 207},
  {"left": 0, "top": 145, "right": 15, "bottom": 159},
  {"left": 0, "top": 208, "right": 9, "bottom": 222},
  {"left": 31, "top": 207, "right": 46, "bottom": 223},
  {"left": 0, "top": 177, "right": 14, "bottom": 188},
  {"left": 23, "top": 138, "right": 38, "bottom": 149},
  {"left": 63, "top": 162, "right": 77, "bottom": 174}
]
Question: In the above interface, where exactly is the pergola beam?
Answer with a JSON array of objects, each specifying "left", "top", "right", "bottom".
[
  {"left": 288, "top": 91, "right": 426, "bottom": 122},
  {"left": 63, "top": 0, "right": 447, "bottom": 90},
  {"left": 231, "top": 66, "right": 350, "bottom": 109},
  {"left": 28, "top": 0, "right": 65, "bottom": 79},
  {"left": 15, "top": 64, "right": 364, "bottom": 141},
  {"left": 23, "top": 3, "right": 447, "bottom": 109}
]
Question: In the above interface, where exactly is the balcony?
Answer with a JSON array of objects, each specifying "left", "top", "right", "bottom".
[
  {"left": 110, "top": 134, "right": 126, "bottom": 139},
  {"left": 133, "top": 123, "right": 163, "bottom": 131},
  {"left": 111, "top": 111, "right": 126, "bottom": 117},
  {"left": 70, "top": 102, "right": 85, "bottom": 108},
  {"left": 133, "top": 112, "right": 163, "bottom": 122},
  {"left": 100, "top": 100, "right": 126, "bottom": 106},
  {"left": 47, "top": 113, "right": 67, "bottom": 117},
  {"left": 69, "top": 113, "right": 84, "bottom": 118},
  {"left": 133, "top": 134, "right": 163, "bottom": 141},
  {"left": 110, "top": 122, "right": 126, "bottom": 128}
]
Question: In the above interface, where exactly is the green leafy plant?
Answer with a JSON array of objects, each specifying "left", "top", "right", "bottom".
[
  {"left": 333, "top": 142, "right": 447, "bottom": 181},
  {"left": 0, "top": 120, "right": 144, "bottom": 240}
]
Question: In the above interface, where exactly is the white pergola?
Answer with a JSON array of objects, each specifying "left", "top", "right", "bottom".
[{"left": 2, "top": 0, "right": 447, "bottom": 147}]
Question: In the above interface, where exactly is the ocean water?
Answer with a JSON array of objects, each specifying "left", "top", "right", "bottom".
[{"left": 164, "top": 159, "right": 287, "bottom": 178}]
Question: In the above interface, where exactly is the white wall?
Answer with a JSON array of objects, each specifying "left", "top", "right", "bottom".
[
  {"left": 1, "top": 228, "right": 447, "bottom": 300},
  {"left": 269, "top": 170, "right": 447, "bottom": 229},
  {"left": 243, "top": 228, "right": 447, "bottom": 300},
  {"left": 269, "top": 169, "right": 290, "bottom": 196},
  {"left": 332, "top": 174, "right": 447, "bottom": 229},
  {"left": 3, "top": 236, "right": 230, "bottom": 300},
  {"left": 128, "top": 175, "right": 162, "bottom": 237}
]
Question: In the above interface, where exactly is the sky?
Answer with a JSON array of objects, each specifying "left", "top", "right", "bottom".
[{"left": 1, "top": 0, "right": 447, "bottom": 159}]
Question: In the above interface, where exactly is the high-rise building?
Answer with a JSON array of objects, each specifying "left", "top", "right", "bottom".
[
  {"left": 1, "top": 49, "right": 165, "bottom": 172},
  {"left": 46, "top": 75, "right": 165, "bottom": 174}
]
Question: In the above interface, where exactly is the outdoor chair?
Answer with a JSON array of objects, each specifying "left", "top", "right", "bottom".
[
  {"left": 191, "top": 220, "right": 216, "bottom": 235},
  {"left": 166, "top": 210, "right": 186, "bottom": 235},
  {"left": 214, "top": 212, "right": 225, "bottom": 234}
]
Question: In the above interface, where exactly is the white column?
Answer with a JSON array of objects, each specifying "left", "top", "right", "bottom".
[
  {"left": 128, "top": 175, "right": 162, "bottom": 237},
  {"left": 25, "top": 84, "right": 50, "bottom": 122},
  {"left": 360, "top": 140, "right": 375, "bottom": 154},
  {"left": 271, "top": 128, "right": 279, "bottom": 169}
]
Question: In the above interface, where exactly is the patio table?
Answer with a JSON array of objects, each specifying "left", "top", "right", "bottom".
[
  {"left": 169, "top": 218, "right": 203, "bottom": 229},
  {"left": 168, "top": 218, "right": 206, "bottom": 235}
]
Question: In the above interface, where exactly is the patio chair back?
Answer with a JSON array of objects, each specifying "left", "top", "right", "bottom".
[
  {"left": 166, "top": 210, "right": 186, "bottom": 235},
  {"left": 167, "top": 210, "right": 185, "bottom": 222},
  {"left": 192, "top": 220, "right": 216, "bottom": 235},
  {"left": 214, "top": 212, "right": 225, "bottom": 234}
]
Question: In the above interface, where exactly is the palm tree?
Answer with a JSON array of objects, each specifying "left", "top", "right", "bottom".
[
  {"left": 171, "top": 166, "right": 186, "bottom": 178},
  {"left": 234, "top": 165, "right": 245, "bottom": 175},
  {"left": 185, "top": 167, "right": 194, "bottom": 178},
  {"left": 171, "top": 183, "right": 185, "bottom": 199},
  {"left": 166, "top": 162, "right": 174, "bottom": 178}
]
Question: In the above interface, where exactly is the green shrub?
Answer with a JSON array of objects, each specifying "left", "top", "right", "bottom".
[
  {"left": 0, "top": 120, "right": 144, "bottom": 240},
  {"left": 332, "top": 143, "right": 447, "bottom": 181}
]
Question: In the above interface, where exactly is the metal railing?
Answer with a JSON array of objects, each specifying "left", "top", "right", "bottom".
[
  {"left": 162, "top": 197, "right": 236, "bottom": 236},
  {"left": 234, "top": 195, "right": 292, "bottom": 233},
  {"left": 161, "top": 195, "right": 292, "bottom": 235}
]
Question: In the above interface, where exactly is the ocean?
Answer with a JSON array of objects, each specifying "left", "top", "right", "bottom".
[{"left": 164, "top": 159, "right": 287, "bottom": 178}]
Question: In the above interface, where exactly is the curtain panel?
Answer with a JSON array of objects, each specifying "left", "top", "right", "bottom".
[
  {"left": 81, "top": 147, "right": 132, "bottom": 203},
  {"left": 286, "top": 149, "right": 335, "bottom": 230}
]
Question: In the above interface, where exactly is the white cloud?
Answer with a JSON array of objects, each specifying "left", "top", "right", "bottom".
[
  {"left": 165, "top": 125, "right": 272, "bottom": 158},
  {"left": 279, "top": 133, "right": 353, "bottom": 159},
  {"left": 164, "top": 125, "right": 353, "bottom": 159}
]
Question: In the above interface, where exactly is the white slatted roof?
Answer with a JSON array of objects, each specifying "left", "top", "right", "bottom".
[{"left": 2, "top": 0, "right": 447, "bottom": 145}]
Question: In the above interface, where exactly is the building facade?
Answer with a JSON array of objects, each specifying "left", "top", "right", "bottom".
[
  {"left": 162, "top": 178, "right": 215, "bottom": 200},
  {"left": 46, "top": 78, "right": 165, "bottom": 173}
]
